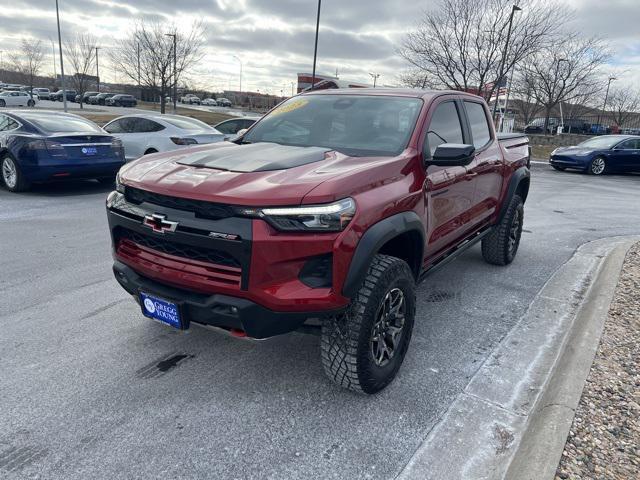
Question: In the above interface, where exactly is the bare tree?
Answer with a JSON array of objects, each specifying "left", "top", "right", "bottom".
[
  {"left": 64, "top": 34, "right": 97, "bottom": 109},
  {"left": 109, "top": 20, "right": 205, "bottom": 114},
  {"left": 9, "top": 39, "right": 45, "bottom": 95},
  {"left": 607, "top": 86, "right": 640, "bottom": 128},
  {"left": 518, "top": 35, "right": 610, "bottom": 131},
  {"left": 511, "top": 71, "right": 542, "bottom": 125},
  {"left": 399, "top": 0, "right": 568, "bottom": 103}
]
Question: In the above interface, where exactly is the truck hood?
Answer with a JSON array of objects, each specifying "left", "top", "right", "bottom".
[{"left": 119, "top": 142, "right": 406, "bottom": 206}]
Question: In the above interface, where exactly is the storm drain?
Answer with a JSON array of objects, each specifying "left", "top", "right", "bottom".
[
  {"left": 0, "top": 445, "right": 48, "bottom": 473},
  {"left": 136, "top": 352, "right": 194, "bottom": 379}
]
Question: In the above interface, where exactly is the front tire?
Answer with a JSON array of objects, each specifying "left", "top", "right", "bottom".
[
  {"left": 1, "top": 156, "right": 30, "bottom": 192},
  {"left": 321, "top": 254, "right": 416, "bottom": 394},
  {"left": 588, "top": 156, "right": 607, "bottom": 175},
  {"left": 482, "top": 194, "right": 524, "bottom": 266}
]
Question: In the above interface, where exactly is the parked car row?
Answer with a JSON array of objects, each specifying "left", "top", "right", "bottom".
[
  {"left": 179, "top": 94, "right": 233, "bottom": 107},
  {"left": 46, "top": 90, "right": 138, "bottom": 107},
  {"left": 0, "top": 110, "right": 254, "bottom": 192},
  {"left": 522, "top": 117, "right": 639, "bottom": 136}
]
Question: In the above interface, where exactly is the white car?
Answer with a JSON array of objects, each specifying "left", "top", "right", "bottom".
[
  {"left": 201, "top": 98, "right": 218, "bottom": 106},
  {"left": 103, "top": 114, "right": 225, "bottom": 162},
  {"left": 0, "top": 91, "right": 37, "bottom": 107}
]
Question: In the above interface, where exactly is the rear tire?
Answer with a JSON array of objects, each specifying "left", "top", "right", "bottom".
[
  {"left": 482, "top": 194, "right": 524, "bottom": 266},
  {"left": 588, "top": 156, "right": 607, "bottom": 175},
  {"left": 0, "top": 99, "right": 5, "bottom": 107},
  {"left": 1, "top": 155, "right": 30, "bottom": 192},
  {"left": 321, "top": 254, "right": 416, "bottom": 394}
]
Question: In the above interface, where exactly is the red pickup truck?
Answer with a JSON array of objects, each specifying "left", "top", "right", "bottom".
[{"left": 106, "top": 89, "right": 530, "bottom": 394}]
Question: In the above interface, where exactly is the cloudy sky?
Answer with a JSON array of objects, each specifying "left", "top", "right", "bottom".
[{"left": 0, "top": 0, "right": 638, "bottom": 94}]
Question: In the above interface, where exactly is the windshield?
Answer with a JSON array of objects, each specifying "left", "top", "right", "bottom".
[
  {"left": 242, "top": 94, "right": 423, "bottom": 157},
  {"left": 577, "top": 136, "right": 625, "bottom": 149},
  {"left": 163, "top": 116, "right": 213, "bottom": 131},
  {"left": 21, "top": 113, "right": 103, "bottom": 133}
]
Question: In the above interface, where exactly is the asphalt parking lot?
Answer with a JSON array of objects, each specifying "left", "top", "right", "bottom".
[{"left": 1, "top": 164, "right": 639, "bottom": 479}]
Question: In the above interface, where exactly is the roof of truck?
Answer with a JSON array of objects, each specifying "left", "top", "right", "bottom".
[{"left": 303, "top": 88, "right": 478, "bottom": 100}]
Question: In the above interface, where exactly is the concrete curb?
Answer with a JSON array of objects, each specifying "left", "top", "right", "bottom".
[
  {"left": 396, "top": 236, "right": 640, "bottom": 480},
  {"left": 504, "top": 238, "right": 637, "bottom": 479}
]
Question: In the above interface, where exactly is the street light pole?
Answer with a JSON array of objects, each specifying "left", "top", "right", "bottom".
[
  {"left": 492, "top": 5, "right": 522, "bottom": 124},
  {"left": 95, "top": 47, "right": 100, "bottom": 92},
  {"left": 555, "top": 58, "right": 568, "bottom": 134},
  {"left": 369, "top": 72, "right": 380, "bottom": 87},
  {"left": 311, "top": 0, "right": 322, "bottom": 90},
  {"left": 55, "top": 0, "right": 67, "bottom": 112},
  {"left": 597, "top": 76, "right": 616, "bottom": 135},
  {"left": 500, "top": 65, "right": 517, "bottom": 133}
]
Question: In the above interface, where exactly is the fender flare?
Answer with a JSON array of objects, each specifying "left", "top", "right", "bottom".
[
  {"left": 342, "top": 211, "right": 425, "bottom": 298},
  {"left": 498, "top": 166, "right": 530, "bottom": 223}
]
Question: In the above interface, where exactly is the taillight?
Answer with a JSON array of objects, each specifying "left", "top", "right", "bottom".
[
  {"left": 45, "top": 140, "right": 67, "bottom": 157},
  {"left": 111, "top": 138, "right": 124, "bottom": 158},
  {"left": 170, "top": 137, "right": 198, "bottom": 145},
  {"left": 25, "top": 139, "right": 67, "bottom": 158}
]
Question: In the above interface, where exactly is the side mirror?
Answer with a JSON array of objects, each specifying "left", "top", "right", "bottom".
[{"left": 428, "top": 144, "right": 476, "bottom": 167}]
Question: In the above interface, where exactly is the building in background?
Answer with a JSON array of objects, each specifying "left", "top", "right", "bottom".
[{"left": 297, "top": 73, "right": 369, "bottom": 93}]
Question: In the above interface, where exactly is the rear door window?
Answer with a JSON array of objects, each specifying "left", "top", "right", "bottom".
[
  {"left": 134, "top": 119, "right": 164, "bottom": 133},
  {"left": 464, "top": 101, "right": 492, "bottom": 148},
  {"left": 426, "top": 101, "right": 464, "bottom": 156}
]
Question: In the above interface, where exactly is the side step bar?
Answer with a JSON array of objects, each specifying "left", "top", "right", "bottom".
[{"left": 418, "top": 227, "right": 493, "bottom": 282}]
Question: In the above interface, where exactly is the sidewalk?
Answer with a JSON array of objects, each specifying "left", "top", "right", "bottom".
[{"left": 555, "top": 243, "right": 640, "bottom": 479}]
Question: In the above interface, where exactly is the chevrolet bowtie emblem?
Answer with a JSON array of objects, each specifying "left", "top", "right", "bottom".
[{"left": 142, "top": 213, "right": 178, "bottom": 234}]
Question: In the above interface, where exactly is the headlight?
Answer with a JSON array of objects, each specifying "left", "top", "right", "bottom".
[
  {"left": 574, "top": 150, "right": 593, "bottom": 156},
  {"left": 244, "top": 198, "right": 356, "bottom": 232},
  {"left": 115, "top": 171, "right": 125, "bottom": 194}
]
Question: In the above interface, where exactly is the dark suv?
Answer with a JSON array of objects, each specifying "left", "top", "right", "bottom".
[{"left": 106, "top": 89, "right": 530, "bottom": 393}]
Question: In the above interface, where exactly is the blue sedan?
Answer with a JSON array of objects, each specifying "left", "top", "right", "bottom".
[
  {"left": 550, "top": 135, "right": 640, "bottom": 175},
  {"left": 0, "top": 111, "right": 125, "bottom": 192}
]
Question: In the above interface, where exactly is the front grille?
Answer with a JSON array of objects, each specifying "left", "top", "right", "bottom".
[
  {"left": 117, "top": 238, "right": 242, "bottom": 289},
  {"left": 117, "top": 229, "right": 240, "bottom": 269},
  {"left": 125, "top": 187, "right": 235, "bottom": 220}
]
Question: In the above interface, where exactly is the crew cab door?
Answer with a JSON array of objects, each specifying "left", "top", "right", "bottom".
[
  {"left": 461, "top": 100, "right": 504, "bottom": 227},
  {"left": 422, "top": 98, "right": 475, "bottom": 259}
]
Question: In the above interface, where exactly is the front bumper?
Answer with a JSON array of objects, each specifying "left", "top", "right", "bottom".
[
  {"left": 549, "top": 155, "right": 589, "bottom": 170},
  {"left": 114, "top": 260, "right": 342, "bottom": 338},
  {"left": 106, "top": 190, "right": 352, "bottom": 335}
]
